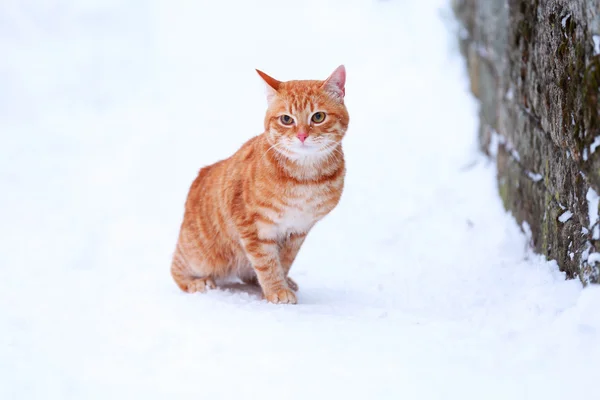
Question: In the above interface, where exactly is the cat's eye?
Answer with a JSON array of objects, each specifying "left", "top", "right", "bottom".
[
  {"left": 280, "top": 115, "right": 294, "bottom": 126},
  {"left": 311, "top": 112, "right": 326, "bottom": 124}
]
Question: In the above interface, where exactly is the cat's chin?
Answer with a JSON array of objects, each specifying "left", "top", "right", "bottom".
[
  {"left": 283, "top": 143, "right": 336, "bottom": 163},
  {"left": 288, "top": 143, "right": 319, "bottom": 153}
]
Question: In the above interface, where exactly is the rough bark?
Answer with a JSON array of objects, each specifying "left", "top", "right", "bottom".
[{"left": 453, "top": 0, "right": 600, "bottom": 284}]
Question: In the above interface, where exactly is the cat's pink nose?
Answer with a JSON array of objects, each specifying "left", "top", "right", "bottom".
[{"left": 297, "top": 132, "right": 308, "bottom": 143}]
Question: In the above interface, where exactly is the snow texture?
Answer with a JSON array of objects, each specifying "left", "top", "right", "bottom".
[
  {"left": 588, "top": 252, "right": 600, "bottom": 264},
  {"left": 1, "top": 1, "right": 599, "bottom": 399},
  {"left": 526, "top": 171, "right": 543, "bottom": 182},
  {"left": 590, "top": 135, "right": 600, "bottom": 155},
  {"left": 488, "top": 129, "right": 502, "bottom": 158},
  {"left": 587, "top": 187, "right": 600, "bottom": 239},
  {"left": 558, "top": 210, "right": 573, "bottom": 223}
]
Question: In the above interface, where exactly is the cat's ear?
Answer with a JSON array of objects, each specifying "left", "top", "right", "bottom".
[
  {"left": 256, "top": 69, "right": 281, "bottom": 103},
  {"left": 322, "top": 65, "right": 346, "bottom": 100}
]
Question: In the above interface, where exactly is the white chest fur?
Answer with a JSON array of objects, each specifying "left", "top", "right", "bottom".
[
  {"left": 277, "top": 185, "right": 324, "bottom": 235},
  {"left": 256, "top": 184, "right": 333, "bottom": 240},
  {"left": 276, "top": 204, "right": 318, "bottom": 235}
]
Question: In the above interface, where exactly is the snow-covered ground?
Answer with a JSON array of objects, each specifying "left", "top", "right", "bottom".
[{"left": 1, "top": 0, "right": 599, "bottom": 398}]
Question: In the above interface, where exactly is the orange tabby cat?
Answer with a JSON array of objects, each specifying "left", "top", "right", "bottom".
[{"left": 171, "top": 66, "right": 349, "bottom": 304}]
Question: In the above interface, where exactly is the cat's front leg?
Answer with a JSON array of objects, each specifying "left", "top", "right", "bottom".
[
  {"left": 279, "top": 231, "right": 308, "bottom": 291},
  {"left": 240, "top": 234, "right": 297, "bottom": 304}
]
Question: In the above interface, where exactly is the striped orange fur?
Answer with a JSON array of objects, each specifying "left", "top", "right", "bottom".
[{"left": 171, "top": 66, "right": 349, "bottom": 304}]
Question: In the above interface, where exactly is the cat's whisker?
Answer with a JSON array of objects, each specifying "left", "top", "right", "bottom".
[
  {"left": 321, "top": 144, "right": 344, "bottom": 165},
  {"left": 318, "top": 141, "right": 342, "bottom": 157},
  {"left": 324, "top": 149, "right": 342, "bottom": 165},
  {"left": 263, "top": 142, "right": 280, "bottom": 157},
  {"left": 262, "top": 140, "right": 290, "bottom": 161}
]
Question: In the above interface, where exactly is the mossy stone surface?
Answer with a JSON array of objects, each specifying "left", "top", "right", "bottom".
[{"left": 454, "top": 0, "right": 600, "bottom": 284}]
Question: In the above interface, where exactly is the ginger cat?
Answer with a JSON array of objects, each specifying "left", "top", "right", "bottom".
[{"left": 171, "top": 66, "right": 349, "bottom": 304}]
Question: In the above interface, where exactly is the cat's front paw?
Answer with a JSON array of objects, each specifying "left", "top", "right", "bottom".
[
  {"left": 187, "top": 277, "right": 216, "bottom": 293},
  {"left": 286, "top": 277, "right": 299, "bottom": 291},
  {"left": 265, "top": 287, "right": 297, "bottom": 304}
]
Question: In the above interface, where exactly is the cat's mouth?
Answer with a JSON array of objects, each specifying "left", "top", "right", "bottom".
[
  {"left": 282, "top": 139, "right": 338, "bottom": 160},
  {"left": 290, "top": 143, "right": 319, "bottom": 152},
  {"left": 285, "top": 140, "right": 322, "bottom": 154}
]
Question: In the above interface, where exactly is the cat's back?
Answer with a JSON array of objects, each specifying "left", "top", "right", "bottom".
[
  {"left": 184, "top": 135, "right": 262, "bottom": 207},
  {"left": 185, "top": 160, "right": 222, "bottom": 207}
]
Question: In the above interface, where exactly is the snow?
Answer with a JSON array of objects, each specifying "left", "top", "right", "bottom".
[
  {"left": 593, "top": 34, "right": 600, "bottom": 56},
  {"left": 488, "top": 130, "right": 523, "bottom": 163},
  {"left": 1, "top": 1, "right": 599, "bottom": 399},
  {"left": 487, "top": 129, "right": 502, "bottom": 158},
  {"left": 588, "top": 252, "right": 600, "bottom": 265},
  {"left": 559, "top": 210, "right": 573, "bottom": 223},
  {"left": 526, "top": 171, "right": 543, "bottom": 182},
  {"left": 586, "top": 187, "right": 600, "bottom": 239},
  {"left": 505, "top": 87, "right": 514, "bottom": 101},
  {"left": 590, "top": 135, "right": 600, "bottom": 155}
]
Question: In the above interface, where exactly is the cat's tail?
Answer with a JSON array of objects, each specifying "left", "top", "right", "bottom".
[{"left": 171, "top": 243, "right": 194, "bottom": 292}]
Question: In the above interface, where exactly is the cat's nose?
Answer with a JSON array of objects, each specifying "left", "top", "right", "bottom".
[{"left": 297, "top": 131, "right": 308, "bottom": 143}]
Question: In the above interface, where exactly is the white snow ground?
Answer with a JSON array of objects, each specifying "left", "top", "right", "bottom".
[{"left": 1, "top": 0, "right": 599, "bottom": 399}]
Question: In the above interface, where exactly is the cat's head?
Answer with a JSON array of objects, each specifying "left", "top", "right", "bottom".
[{"left": 256, "top": 66, "right": 349, "bottom": 161}]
